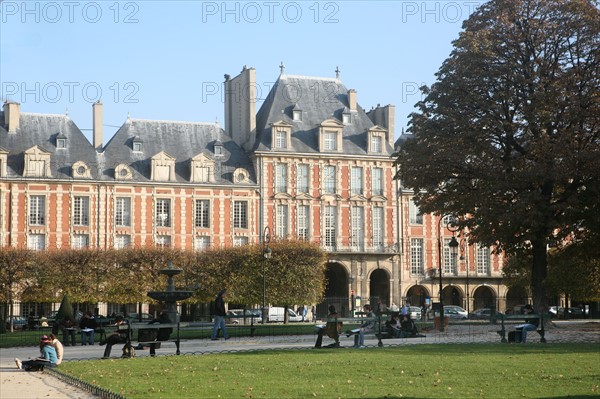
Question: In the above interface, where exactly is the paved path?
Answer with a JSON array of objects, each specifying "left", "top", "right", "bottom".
[{"left": 1, "top": 320, "right": 598, "bottom": 399}]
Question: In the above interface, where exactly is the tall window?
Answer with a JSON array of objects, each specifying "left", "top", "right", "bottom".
[
  {"left": 73, "top": 234, "right": 89, "bottom": 249},
  {"left": 276, "top": 204, "right": 288, "bottom": 238},
  {"left": 29, "top": 195, "right": 45, "bottom": 226},
  {"left": 275, "top": 163, "right": 288, "bottom": 193},
  {"left": 351, "top": 207, "right": 364, "bottom": 251},
  {"left": 371, "top": 135, "right": 382, "bottom": 153},
  {"left": 351, "top": 167, "right": 363, "bottom": 195},
  {"left": 27, "top": 234, "right": 46, "bottom": 250},
  {"left": 296, "top": 164, "right": 309, "bottom": 193},
  {"left": 194, "top": 236, "right": 210, "bottom": 251},
  {"left": 233, "top": 236, "right": 249, "bottom": 246},
  {"left": 410, "top": 238, "right": 424, "bottom": 275},
  {"left": 194, "top": 199, "right": 210, "bottom": 228},
  {"left": 324, "top": 165, "right": 336, "bottom": 194},
  {"left": 156, "top": 235, "right": 171, "bottom": 247},
  {"left": 372, "top": 207, "right": 384, "bottom": 250},
  {"left": 297, "top": 205, "right": 309, "bottom": 241},
  {"left": 477, "top": 246, "right": 491, "bottom": 275},
  {"left": 73, "top": 196, "right": 90, "bottom": 226},
  {"left": 409, "top": 199, "right": 423, "bottom": 224},
  {"left": 371, "top": 168, "right": 383, "bottom": 196},
  {"left": 114, "top": 234, "right": 131, "bottom": 249},
  {"left": 156, "top": 199, "right": 171, "bottom": 227},
  {"left": 234, "top": 201, "right": 248, "bottom": 229},
  {"left": 115, "top": 197, "right": 131, "bottom": 227},
  {"left": 324, "top": 131, "right": 337, "bottom": 151},
  {"left": 323, "top": 205, "right": 337, "bottom": 250},
  {"left": 443, "top": 238, "right": 457, "bottom": 275},
  {"left": 275, "top": 131, "right": 287, "bottom": 149}
]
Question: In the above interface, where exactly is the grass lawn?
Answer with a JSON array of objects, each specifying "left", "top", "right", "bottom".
[{"left": 58, "top": 343, "right": 599, "bottom": 398}]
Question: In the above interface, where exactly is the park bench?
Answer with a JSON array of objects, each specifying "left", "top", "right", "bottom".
[
  {"left": 315, "top": 313, "right": 390, "bottom": 348},
  {"left": 117, "top": 322, "right": 188, "bottom": 355},
  {"left": 496, "top": 313, "right": 547, "bottom": 343}
]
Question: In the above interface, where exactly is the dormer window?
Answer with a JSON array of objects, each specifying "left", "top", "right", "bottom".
[
  {"left": 23, "top": 146, "right": 52, "bottom": 178},
  {"left": 292, "top": 104, "right": 302, "bottom": 121},
  {"left": 342, "top": 108, "right": 351, "bottom": 125},
  {"left": 318, "top": 119, "right": 343, "bottom": 153},
  {"left": 190, "top": 153, "right": 215, "bottom": 183},
  {"left": 368, "top": 126, "right": 386, "bottom": 153},
  {"left": 275, "top": 131, "right": 287, "bottom": 149},
  {"left": 132, "top": 136, "right": 143, "bottom": 152},
  {"left": 56, "top": 135, "right": 67, "bottom": 149},
  {"left": 72, "top": 161, "right": 91, "bottom": 179},
  {"left": 115, "top": 164, "right": 133, "bottom": 180},
  {"left": 0, "top": 147, "right": 7, "bottom": 178},
  {"left": 214, "top": 140, "right": 223, "bottom": 156},
  {"left": 151, "top": 151, "right": 176, "bottom": 182},
  {"left": 323, "top": 131, "right": 337, "bottom": 151},
  {"left": 270, "top": 121, "right": 292, "bottom": 150},
  {"left": 371, "top": 135, "right": 382, "bottom": 153}
]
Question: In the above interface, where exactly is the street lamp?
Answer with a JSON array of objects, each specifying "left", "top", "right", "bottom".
[
  {"left": 262, "top": 226, "right": 272, "bottom": 324},
  {"left": 437, "top": 215, "right": 459, "bottom": 332},
  {"left": 459, "top": 238, "right": 470, "bottom": 316}
]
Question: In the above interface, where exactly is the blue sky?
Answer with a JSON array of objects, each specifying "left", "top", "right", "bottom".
[{"left": 1, "top": 1, "right": 483, "bottom": 144}]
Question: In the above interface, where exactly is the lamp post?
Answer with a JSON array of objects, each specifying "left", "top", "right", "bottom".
[
  {"left": 459, "top": 238, "right": 470, "bottom": 316},
  {"left": 262, "top": 226, "right": 272, "bottom": 324},
  {"left": 437, "top": 215, "right": 459, "bottom": 332}
]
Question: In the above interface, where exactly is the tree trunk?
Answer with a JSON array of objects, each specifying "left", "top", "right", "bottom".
[{"left": 531, "top": 238, "right": 548, "bottom": 314}]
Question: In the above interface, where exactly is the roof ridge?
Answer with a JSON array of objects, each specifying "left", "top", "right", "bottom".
[
  {"left": 21, "top": 112, "right": 70, "bottom": 118},
  {"left": 281, "top": 74, "right": 341, "bottom": 83},
  {"left": 129, "top": 118, "right": 220, "bottom": 126}
]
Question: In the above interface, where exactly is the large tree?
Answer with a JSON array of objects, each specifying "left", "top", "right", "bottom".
[{"left": 396, "top": 0, "right": 600, "bottom": 312}]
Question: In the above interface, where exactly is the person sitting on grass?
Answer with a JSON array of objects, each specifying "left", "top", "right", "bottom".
[
  {"left": 15, "top": 335, "right": 58, "bottom": 371},
  {"left": 315, "top": 305, "right": 342, "bottom": 348}
]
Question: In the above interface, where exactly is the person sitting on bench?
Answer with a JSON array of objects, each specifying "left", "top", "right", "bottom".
[
  {"left": 515, "top": 304, "right": 539, "bottom": 343},
  {"left": 315, "top": 305, "right": 342, "bottom": 348},
  {"left": 399, "top": 314, "right": 418, "bottom": 338}
]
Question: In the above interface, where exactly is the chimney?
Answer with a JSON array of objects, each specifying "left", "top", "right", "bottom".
[
  {"left": 3, "top": 101, "right": 21, "bottom": 132},
  {"left": 92, "top": 101, "right": 103, "bottom": 150},
  {"left": 347, "top": 89, "right": 357, "bottom": 111},
  {"left": 224, "top": 66, "right": 256, "bottom": 151},
  {"left": 367, "top": 104, "right": 395, "bottom": 145}
]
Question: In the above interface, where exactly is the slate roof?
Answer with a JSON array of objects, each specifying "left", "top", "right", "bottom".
[
  {"left": 255, "top": 74, "right": 394, "bottom": 156},
  {"left": 0, "top": 111, "right": 100, "bottom": 179},
  {"left": 103, "top": 118, "right": 256, "bottom": 184}
]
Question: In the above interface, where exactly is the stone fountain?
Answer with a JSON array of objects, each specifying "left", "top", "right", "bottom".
[{"left": 147, "top": 261, "right": 194, "bottom": 323}]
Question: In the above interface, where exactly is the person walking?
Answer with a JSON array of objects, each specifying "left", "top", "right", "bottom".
[{"left": 210, "top": 289, "right": 229, "bottom": 341}]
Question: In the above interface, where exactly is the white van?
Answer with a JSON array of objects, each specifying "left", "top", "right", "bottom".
[{"left": 266, "top": 307, "right": 303, "bottom": 322}]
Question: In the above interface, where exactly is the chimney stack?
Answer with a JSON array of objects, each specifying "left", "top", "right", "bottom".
[
  {"left": 347, "top": 89, "right": 357, "bottom": 111},
  {"left": 224, "top": 66, "right": 256, "bottom": 151},
  {"left": 3, "top": 101, "right": 21, "bottom": 132},
  {"left": 92, "top": 101, "right": 103, "bottom": 151},
  {"left": 366, "top": 104, "right": 396, "bottom": 145}
]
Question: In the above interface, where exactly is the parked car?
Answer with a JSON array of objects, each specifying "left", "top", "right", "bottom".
[
  {"left": 557, "top": 307, "right": 583, "bottom": 319},
  {"left": 128, "top": 312, "right": 154, "bottom": 322},
  {"left": 469, "top": 308, "right": 492, "bottom": 320},
  {"left": 226, "top": 309, "right": 261, "bottom": 324},
  {"left": 5, "top": 315, "right": 28, "bottom": 330},
  {"left": 265, "top": 307, "right": 303, "bottom": 322},
  {"left": 408, "top": 306, "right": 422, "bottom": 321},
  {"left": 442, "top": 306, "right": 468, "bottom": 320}
]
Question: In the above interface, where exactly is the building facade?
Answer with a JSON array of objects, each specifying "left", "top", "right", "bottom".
[{"left": 0, "top": 66, "right": 517, "bottom": 318}]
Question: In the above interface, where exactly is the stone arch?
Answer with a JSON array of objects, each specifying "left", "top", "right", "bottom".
[
  {"left": 369, "top": 268, "right": 390, "bottom": 307},
  {"left": 405, "top": 285, "right": 431, "bottom": 308},
  {"left": 441, "top": 285, "right": 463, "bottom": 307},
  {"left": 472, "top": 285, "right": 497, "bottom": 311},
  {"left": 317, "top": 261, "right": 350, "bottom": 317}
]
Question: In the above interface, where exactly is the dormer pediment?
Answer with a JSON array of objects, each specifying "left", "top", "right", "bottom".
[
  {"left": 25, "top": 145, "right": 52, "bottom": 156},
  {"left": 151, "top": 151, "right": 176, "bottom": 182},
  {"left": 369, "top": 125, "right": 387, "bottom": 132},
  {"left": 349, "top": 194, "right": 368, "bottom": 202},
  {"left": 190, "top": 152, "right": 215, "bottom": 183},
  {"left": 294, "top": 192, "right": 313, "bottom": 201},
  {"left": 274, "top": 192, "right": 293, "bottom": 200},
  {"left": 370, "top": 195, "right": 387, "bottom": 203},
  {"left": 320, "top": 118, "right": 344, "bottom": 128},
  {"left": 271, "top": 120, "right": 293, "bottom": 127},
  {"left": 23, "top": 146, "right": 52, "bottom": 178},
  {"left": 191, "top": 152, "right": 213, "bottom": 163}
]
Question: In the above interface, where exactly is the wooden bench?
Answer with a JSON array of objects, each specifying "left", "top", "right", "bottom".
[
  {"left": 496, "top": 313, "right": 547, "bottom": 343},
  {"left": 316, "top": 314, "right": 390, "bottom": 348}
]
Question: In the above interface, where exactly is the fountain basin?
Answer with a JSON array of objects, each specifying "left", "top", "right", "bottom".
[{"left": 148, "top": 291, "right": 194, "bottom": 302}]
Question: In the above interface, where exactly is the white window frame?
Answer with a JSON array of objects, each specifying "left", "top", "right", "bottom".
[
  {"left": 276, "top": 204, "right": 288, "bottom": 238},
  {"left": 156, "top": 199, "right": 171, "bottom": 227},
  {"left": 443, "top": 238, "right": 457, "bottom": 275},
  {"left": 194, "top": 199, "right": 210, "bottom": 228},
  {"left": 371, "top": 168, "right": 383, "bottom": 196},
  {"left": 29, "top": 195, "right": 46, "bottom": 226},
  {"left": 324, "top": 165, "right": 336, "bottom": 194},
  {"left": 194, "top": 236, "right": 211, "bottom": 251},
  {"left": 233, "top": 236, "right": 249, "bottom": 246},
  {"left": 27, "top": 234, "right": 46, "bottom": 250},
  {"left": 323, "top": 205, "right": 337, "bottom": 250},
  {"left": 370, "top": 135, "right": 382, "bottom": 153},
  {"left": 477, "top": 245, "right": 491, "bottom": 275},
  {"left": 73, "top": 196, "right": 90, "bottom": 226},
  {"left": 275, "top": 131, "right": 287, "bottom": 149},
  {"left": 296, "top": 164, "right": 309, "bottom": 194},
  {"left": 297, "top": 205, "right": 310, "bottom": 241},
  {"left": 410, "top": 238, "right": 424, "bottom": 275},
  {"left": 351, "top": 207, "right": 364, "bottom": 251},
  {"left": 115, "top": 197, "right": 131, "bottom": 227},
  {"left": 114, "top": 234, "right": 131, "bottom": 249},
  {"left": 323, "top": 131, "right": 337, "bottom": 151},
  {"left": 351, "top": 166, "right": 363, "bottom": 196},
  {"left": 155, "top": 235, "right": 171, "bottom": 248},
  {"left": 372, "top": 207, "right": 384, "bottom": 250},
  {"left": 275, "top": 163, "right": 288, "bottom": 193},
  {"left": 409, "top": 199, "right": 423, "bottom": 225},
  {"left": 73, "top": 234, "right": 89, "bottom": 249},
  {"left": 234, "top": 201, "right": 248, "bottom": 229}
]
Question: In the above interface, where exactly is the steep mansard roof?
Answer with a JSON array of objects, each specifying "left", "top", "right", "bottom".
[
  {"left": 255, "top": 74, "right": 394, "bottom": 156},
  {"left": 0, "top": 112, "right": 256, "bottom": 184},
  {"left": 0, "top": 111, "right": 99, "bottom": 179}
]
